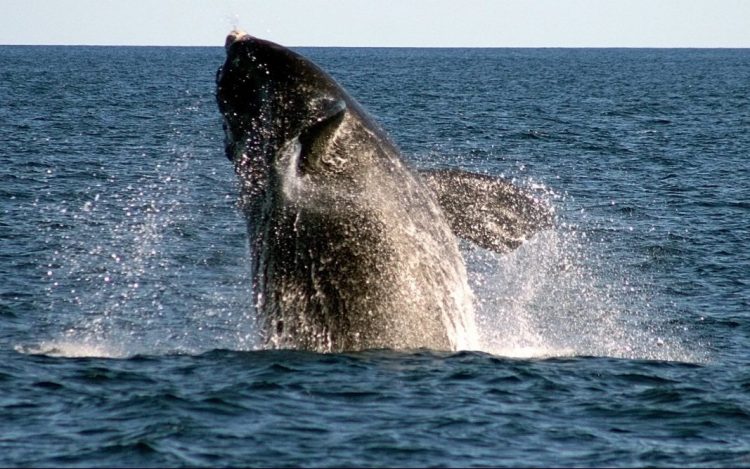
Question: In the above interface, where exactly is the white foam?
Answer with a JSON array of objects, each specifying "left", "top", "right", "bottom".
[
  {"left": 487, "top": 345, "right": 577, "bottom": 360},
  {"left": 16, "top": 339, "right": 127, "bottom": 359}
]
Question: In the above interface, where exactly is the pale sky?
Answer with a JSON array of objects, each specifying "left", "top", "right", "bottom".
[{"left": 2, "top": 0, "right": 749, "bottom": 47}]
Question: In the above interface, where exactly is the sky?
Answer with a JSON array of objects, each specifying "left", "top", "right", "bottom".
[{"left": 2, "top": 0, "right": 749, "bottom": 48}]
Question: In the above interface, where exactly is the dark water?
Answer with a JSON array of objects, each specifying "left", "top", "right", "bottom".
[{"left": 1, "top": 45, "right": 749, "bottom": 467}]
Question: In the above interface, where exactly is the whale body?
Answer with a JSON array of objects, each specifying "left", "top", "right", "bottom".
[{"left": 216, "top": 31, "right": 551, "bottom": 352}]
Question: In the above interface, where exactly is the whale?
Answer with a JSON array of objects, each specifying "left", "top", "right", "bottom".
[{"left": 216, "top": 31, "right": 552, "bottom": 352}]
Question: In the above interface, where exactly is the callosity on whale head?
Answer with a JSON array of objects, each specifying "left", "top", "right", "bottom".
[{"left": 216, "top": 31, "right": 551, "bottom": 353}]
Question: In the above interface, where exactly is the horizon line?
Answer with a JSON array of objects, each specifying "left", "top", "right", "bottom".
[{"left": 2, "top": 42, "right": 749, "bottom": 49}]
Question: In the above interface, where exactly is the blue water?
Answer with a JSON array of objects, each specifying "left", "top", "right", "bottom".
[{"left": 1, "top": 45, "right": 749, "bottom": 467}]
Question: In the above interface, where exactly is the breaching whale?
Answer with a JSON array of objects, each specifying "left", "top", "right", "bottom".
[{"left": 216, "top": 31, "right": 552, "bottom": 352}]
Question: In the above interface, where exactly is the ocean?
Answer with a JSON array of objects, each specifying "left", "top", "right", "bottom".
[{"left": 1, "top": 45, "right": 749, "bottom": 467}]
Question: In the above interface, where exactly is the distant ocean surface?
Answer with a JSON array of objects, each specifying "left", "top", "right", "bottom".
[{"left": 1, "top": 45, "right": 749, "bottom": 467}]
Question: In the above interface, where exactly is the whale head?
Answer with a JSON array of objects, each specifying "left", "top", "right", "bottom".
[{"left": 216, "top": 31, "right": 370, "bottom": 199}]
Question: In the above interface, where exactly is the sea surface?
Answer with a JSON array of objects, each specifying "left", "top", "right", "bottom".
[{"left": 1, "top": 45, "right": 749, "bottom": 467}]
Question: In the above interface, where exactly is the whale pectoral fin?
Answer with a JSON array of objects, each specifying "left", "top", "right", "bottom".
[
  {"left": 298, "top": 99, "right": 347, "bottom": 174},
  {"left": 421, "top": 169, "right": 554, "bottom": 253}
]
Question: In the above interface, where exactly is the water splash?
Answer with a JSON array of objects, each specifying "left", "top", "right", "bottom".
[
  {"left": 25, "top": 149, "right": 702, "bottom": 362},
  {"left": 468, "top": 221, "right": 702, "bottom": 363},
  {"left": 226, "top": 13, "right": 241, "bottom": 32},
  {"left": 26, "top": 144, "right": 256, "bottom": 359}
]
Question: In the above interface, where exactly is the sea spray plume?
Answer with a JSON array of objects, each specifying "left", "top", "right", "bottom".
[{"left": 216, "top": 31, "right": 552, "bottom": 352}]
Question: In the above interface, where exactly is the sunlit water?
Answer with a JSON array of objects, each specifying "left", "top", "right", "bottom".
[{"left": 1, "top": 46, "right": 749, "bottom": 467}]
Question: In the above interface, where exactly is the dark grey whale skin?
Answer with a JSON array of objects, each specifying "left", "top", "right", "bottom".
[{"left": 216, "top": 33, "right": 550, "bottom": 352}]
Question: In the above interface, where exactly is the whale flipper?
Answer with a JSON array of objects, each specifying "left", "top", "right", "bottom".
[{"left": 421, "top": 169, "right": 553, "bottom": 253}]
